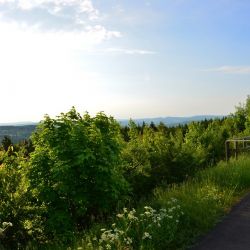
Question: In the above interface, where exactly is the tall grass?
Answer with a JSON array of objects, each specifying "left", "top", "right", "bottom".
[{"left": 71, "top": 156, "right": 250, "bottom": 250}]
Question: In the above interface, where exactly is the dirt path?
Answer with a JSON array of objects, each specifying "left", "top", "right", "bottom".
[{"left": 192, "top": 192, "right": 250, "bottom": 250}]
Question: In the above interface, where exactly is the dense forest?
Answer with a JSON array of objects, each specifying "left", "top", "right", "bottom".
[{"left": 0, "top": 96, "right": 250, "bottom": 249}]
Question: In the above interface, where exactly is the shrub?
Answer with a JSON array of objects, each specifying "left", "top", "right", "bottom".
[{"left": 27, "top": 108, "right": 130, "bottom": 242}]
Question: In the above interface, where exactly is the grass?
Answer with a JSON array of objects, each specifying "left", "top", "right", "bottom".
[{"left": 72, "top": 155, "right": 250, "bottom": 250}]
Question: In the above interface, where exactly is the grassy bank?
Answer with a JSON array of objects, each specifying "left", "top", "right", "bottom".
[{"left": 68, "top": 156, "right": 250, "bottom": 250}]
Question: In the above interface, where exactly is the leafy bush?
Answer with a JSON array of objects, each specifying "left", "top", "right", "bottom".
[{"left": 27, "top": 108, "right": 130, "bottom": 241}]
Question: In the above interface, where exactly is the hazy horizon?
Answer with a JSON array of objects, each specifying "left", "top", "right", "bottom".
[
  {"left": 0, "top": 1, "right": 249, "bottom": 122},
  {"left": 0, "top": 115, "right": 226, "bottom": 125}
]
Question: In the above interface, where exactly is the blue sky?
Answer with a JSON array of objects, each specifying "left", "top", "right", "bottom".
[{"left": 0, "top": 0, "right": 249, "bottom": 122}]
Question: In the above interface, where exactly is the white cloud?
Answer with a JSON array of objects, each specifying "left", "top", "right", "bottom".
[
  {"left": 16, "top": 0, "right": 99, "bottom": 19},
  {"left": 16, "top": 0, "right": 100, "bottom": 20},
  {"left": 0, "top": 0, "right": 122, "bottom": 47},
  {"left": 85, "top": 26, "right": 122, "bottom": 44},
  {"left": 0, "top": 0, "right": 102, "bottom": 30},
  {"left": 204, "top": 65, "right": 250, "bottom": 74},
  {"left": 102, "top": 48, "right": 156, "bottom": 55},
  {"left": 0, "top": 0, "right": 14, "bottom": 3},
  {"left": 79, "top": 0, "right": 99, "bottom": 20}
]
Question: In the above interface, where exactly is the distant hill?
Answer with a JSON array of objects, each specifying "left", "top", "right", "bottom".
[
  {"left": 0, "top": 121, "right": 37, "bottom": 126},
  {"left": 0, "top": 115, "right": 225, "bottom": 143},
  {"left": 0, "top": 125, "right": 37, "bottom": 143},
  {"left": 118, "top": 115, "right": 225, "bottom": 126}
]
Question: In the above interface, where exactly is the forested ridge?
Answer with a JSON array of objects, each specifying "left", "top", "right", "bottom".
[
  {"left": 0, "top": 125, "right": 36, "bottom": 144},
  {"left": 0, "top": 96, "right": 250, "bottom": 249}
]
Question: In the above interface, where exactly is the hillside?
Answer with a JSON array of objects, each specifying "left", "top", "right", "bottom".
[
  {"left": 0, "top": 125, "right": 36, "bottom": 143},
  {"left": 118, "top": 115, "right": 225, "bottom": 126}
]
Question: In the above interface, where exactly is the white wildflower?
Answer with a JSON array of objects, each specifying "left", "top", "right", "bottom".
[
  {"left": 142, "top": 232, "right": 152, "bottom": 240},
  {"left": 106, "top": 244, "right": 111, "bottom": 250}
]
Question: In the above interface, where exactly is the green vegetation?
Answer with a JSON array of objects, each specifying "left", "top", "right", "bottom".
[
  {"left": 28, "top": 109, "right": 129, "bottom": 242},
  {"left": 75, "top": 156, "right": 250, "bottom": 250},
  {"left": 0, "top": 96, "right": 250, "bottom": 249}
]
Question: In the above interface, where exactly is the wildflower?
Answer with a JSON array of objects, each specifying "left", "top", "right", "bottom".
[
  {"left": 142, "top": 232, "right": 152, "bottom": 240},
  {"left": 118, "top": 230, "right": 124, "bottom": 235},
  {"left": 125, "top": 237, "right": 133, "bottom": 245},
  {"left": 128, "top": 212, "right": 138, "bottom": 221},
  {"left": 101, "top": 233, "right": 107, "bottom": 241},
  {"left": 106, "top": 244, "right": 111, "bottom": 250},
  {"left": 117, "top": 213, "right": 123, "bottom": 218}
]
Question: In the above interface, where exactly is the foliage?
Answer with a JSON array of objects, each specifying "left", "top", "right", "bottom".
[
  {"left": 72, "top": 156, "right": 250, "bottom": 250},
  {"left": 0, "top": 96, "right": 250, "bottom": 248},
  {"left": 27, "top": 108, "right": 130, "bottom": 241},
  {"left": 1, "top": 135, "right": 13, "bottom": 152},
  {"left": 0, "top": 149, "right": 29, "bottom": 248}
]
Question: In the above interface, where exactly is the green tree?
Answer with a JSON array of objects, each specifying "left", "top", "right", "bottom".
[
  {"left": 1, "top": 136, "right": 12, "bottom": 152},
  {"left": 244, "top": 95, "right": 250, "bottom": 134},
  {"left": 28, "top": 108, "right": 129, "bottom": 241}
]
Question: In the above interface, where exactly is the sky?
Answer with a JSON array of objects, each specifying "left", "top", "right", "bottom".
[{"left": 0, "top": 0, "right": 250, "bottom": 122}]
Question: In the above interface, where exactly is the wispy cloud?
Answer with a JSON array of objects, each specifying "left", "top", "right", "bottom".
[
  {"left": 204, "top": 66, "right": 250, "bottom": 74},
  {"left": 102, "top": 48, "right": 156, "bottom": 55}
]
